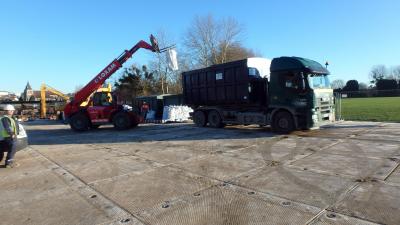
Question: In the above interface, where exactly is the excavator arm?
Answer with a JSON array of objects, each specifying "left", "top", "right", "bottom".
[
  {"left": 40, "top": 84, "right": 70, "bottom": 118},
  {"left": 64, "top": 35, "right": 159, "bottom": 119}
]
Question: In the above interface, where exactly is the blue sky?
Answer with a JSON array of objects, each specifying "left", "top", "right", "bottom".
[{"left": 1, "top": 0, "right": 399, "bottom": 94}]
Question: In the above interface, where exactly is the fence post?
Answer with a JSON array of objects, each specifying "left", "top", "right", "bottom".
[{"left": 334, "top": 93, "right": 342, "bottom": 121}]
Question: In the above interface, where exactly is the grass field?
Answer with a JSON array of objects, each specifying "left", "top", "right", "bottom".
[{"left": 341, "top": 97, "right": 400, "bottom": 122}]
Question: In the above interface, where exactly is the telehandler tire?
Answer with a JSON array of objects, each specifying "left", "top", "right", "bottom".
[
  {"left": 113, "top": 112, "right": 132, "bottom": 130},
  {"left": 70, "top": 113, "right": 90, "bottom": 131}
]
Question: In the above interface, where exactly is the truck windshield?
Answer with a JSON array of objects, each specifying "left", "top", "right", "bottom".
[{"left": 307, "top": 74, "right": 330, "bottom": 89}]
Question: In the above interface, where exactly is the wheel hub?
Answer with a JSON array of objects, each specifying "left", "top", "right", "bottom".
[
  {"left": 278, "top": 118, "right": 289, "bottom": 129},
  {"left": 75, "top": 120, "right": 83, "bottom": 126}
]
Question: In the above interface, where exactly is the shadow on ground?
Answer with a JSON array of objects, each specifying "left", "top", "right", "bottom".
[
  {"left": 26, "top": 122, "right": 277, "bottom": 145},
  {"left": 25, "top": 120, "right": 381, "bottom": 146}
]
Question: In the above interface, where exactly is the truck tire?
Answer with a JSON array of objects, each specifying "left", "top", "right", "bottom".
[
  {"left": 272, "top": 111, "right": 295, "bottom": 134},
  {"left": 208, "top": 110, "right": 224, "bottom": 128},
  {"left": 70, "top": 113, "right": 90, "bottom": 131},
  {"left": 193, "top": 111, "right": 207, "bottom": 127},
  {"left": 113, "top": 112, "right": 132, "bottom": 130}
]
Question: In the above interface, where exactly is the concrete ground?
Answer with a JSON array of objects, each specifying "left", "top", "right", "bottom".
[{"left": 0, "top": 120, "right": 399, "bottom": 225}]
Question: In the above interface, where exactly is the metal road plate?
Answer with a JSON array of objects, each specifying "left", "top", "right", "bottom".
[
  {"left": 41, "top": 147, "right": 130, "bottom": 166},
  {"left": 0, "top": 152, "right": 55, "bottom": 182},
  {"left": 333, "top": 182, "right": 400, "bottom": 225},
  {"left": 386, "top": 166, "right": 400, "bottom": 185},
  {"left": 133, "top": 145, "right": 209, "bottom": 165},
  {"left": 354, "top": 133, "right": 400, "bottom": 142},
  {"left": 308, "top": 210, "right": 379, "bottom": 225},
  {"left": 0, "top": 169, "right": 69, "bottom": 204},
  {"left": 233, "top": 167, "right": 354, "bottom": 208},
  {"left": 91, "top": 166, "right": 216, "bottom": 214},
  {"left": 136, "top": 185, "right": 320, "bottom": 225},
  {"left": 0, "top": 184, "right": 112, "bottom": 225},
  {"left": 175, "top": 154, "right": 261, "bottom": 181},
  {"left": 68, "top": 155, "right": 164, "bottom": 184},
  {"left": 319, "top": 139, "right": 400, "bottom": 158},
  {"left": 222, "top": 136, "right": 338, "bottom": 165},
  {"left": 10, "top": 121, "right": 400, "bottom": 225},
  {"left": 366, "top": 127, "right": 400, "bottom": 135},
  {"left": 39, "top": 147, "right": 162, "bottom": 183},
  {"left": 35, "top": 144, "right": 100, "bottom": 156},
  {"left": 289, "top": 152, "right": 398, "bottom": 179},
  {"left": 295, "top": 121, "right": 379, "bottom": 138}
]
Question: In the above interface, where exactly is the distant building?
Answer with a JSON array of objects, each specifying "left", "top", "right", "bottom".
[
  {"left": 21, "top": 82, "right": 34, "bottom": 101},
  {"left": 20, "top": 82, "right": 65, "bottom": 101},
  {"left": 0, "top": 91, "right": 18, "bottom": 101},
  {"left": 0, "top": 91, "right": 8, "bottom": 96}
]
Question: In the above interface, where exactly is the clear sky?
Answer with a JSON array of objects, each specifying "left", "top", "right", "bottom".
[{"left": 1, "top": 0, "right": 399, "bottom": 94}]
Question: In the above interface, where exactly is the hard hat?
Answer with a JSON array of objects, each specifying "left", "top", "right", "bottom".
[{"left": 2, "top": 104, "right": 15, "bottom": 111}]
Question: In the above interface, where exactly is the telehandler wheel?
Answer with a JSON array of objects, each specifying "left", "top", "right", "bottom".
[
  {"left": 208, "top": 110, "right": 224, "bottom": 128},
  {"left": 70, "top": 113, "right": 90, "bottom": 131},
  {"left": 272, "top": 111, "right": 295, "bottom": 134},
  {"left": 113, "top": 112, "right": 132, "bottom": 130},
  {"left": 193, "top": 111, "right": 207, "bottom": 127}
]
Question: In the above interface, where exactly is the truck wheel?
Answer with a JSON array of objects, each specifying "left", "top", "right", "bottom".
[
  {"left": 113, "top": 112, "right": 132, "bottom": 130},
  {"left": 193, "top": 111, "right": 206, "bottom": 127},
  {"left": 70, "top": 113, "right": 90, "bottom": 131},
  {"left": 272, "top": 111, "right": 295, "bottom": 134},
  {"left": 208, "top": 110, "right": 224, "bottom": 128}
]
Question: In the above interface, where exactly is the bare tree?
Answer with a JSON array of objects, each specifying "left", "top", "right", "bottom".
[
  {"left": 391, "top": 65, "right": 400, "bottom": 81},
  {"left": 148, "top": 30, "right": 174, "bottom": 94},
  {"left": 216, "top": 17, "right": 243, "bottom": 64},
  {"left": 224, "top": 43, "right": 258, "bottom": 62},
  {"left": 183, "top": 14, "right": 217, "bottom": 67},
  {"left": 330, "top": 79, "right": 345, "bottom": 89},
  {"left": 183, "top": 14, "right": 256, "bottom": 68},
  {"left": 369, "top": 65, "right": 387, "bottom": 84},
  {"left": 149, "top": 30, "right": 185, "bottom": 94}
]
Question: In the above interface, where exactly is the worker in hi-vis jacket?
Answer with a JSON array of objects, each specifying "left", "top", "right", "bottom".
[{"left": 0, "top": 104, "right": 19, "bottom": 168}]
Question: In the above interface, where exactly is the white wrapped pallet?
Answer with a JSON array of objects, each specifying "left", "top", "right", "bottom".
[{"left": 162, "top": 105, "right": 193, "bottom": 122}]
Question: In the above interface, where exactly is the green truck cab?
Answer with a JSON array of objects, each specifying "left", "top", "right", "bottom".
[
  {"left": 268, "top": 57, "right": 334, "bottom": 131},
  {"left": 182, "top": 56, "right": 335, "bottom": 133}
]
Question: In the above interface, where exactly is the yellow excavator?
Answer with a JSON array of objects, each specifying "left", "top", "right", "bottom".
[
  {"left": 40, "top": 83, "right": 113, "bottom": 119},
  {"left": 40, "top": 84, "right": 70, "bottom": 119}
]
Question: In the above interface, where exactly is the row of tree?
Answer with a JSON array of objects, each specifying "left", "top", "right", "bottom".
[
  {"left": 113, "top": 14, "right": 256, "bottom": 101},
  {"left": 332, "top": 65, "right": 400, "bottom": 93},
  {"left": 113, "top": 14, "right": 399, "bottom": 101}
]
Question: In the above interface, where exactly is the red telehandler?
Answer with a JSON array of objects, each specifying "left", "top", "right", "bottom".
[{"left": 64, "top": 35, "right": 160, "bottom": 131}]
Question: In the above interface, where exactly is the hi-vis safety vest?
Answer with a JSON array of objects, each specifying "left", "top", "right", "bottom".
[{"left": 0, "top": 116, "right": 17, "bottom": 140}]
